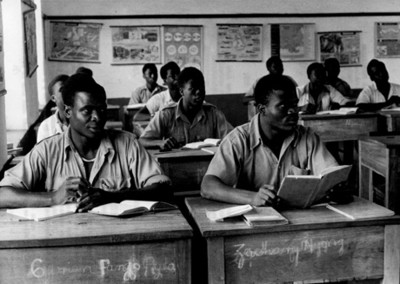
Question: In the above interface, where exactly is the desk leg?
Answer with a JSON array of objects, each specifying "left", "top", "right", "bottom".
[
  {"left": 359, "top": 164, "right": 373, "bottom": 201},
  {"left": 383, "top": 225, "right": 400, "bottom": 284},
  {"left": 388, "top": 153, "right": 400, "bottom": 214},
  {"left": 207, "top": 237, "right": 225, "bottom": 284}
]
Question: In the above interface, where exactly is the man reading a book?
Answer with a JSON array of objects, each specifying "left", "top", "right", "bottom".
[
  {"left": 201, "top": 75, "right": 339, "bottom": 206},
  {"left": 139, "top": 67, "right": 233, "bottom": 150},
  {"left": 0, "top": 74, "right": 171, "bottom": 211}
]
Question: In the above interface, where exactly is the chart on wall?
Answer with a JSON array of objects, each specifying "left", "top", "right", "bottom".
[
  {"left": 163, "top": 26, "right": 202, "bottom": 69},
  {"left": 216, "top": 24, "right": 262, "bottom": 61},
  {"left": 0, "top": 3, "right": 5, "bottom": 96},
  {"left": 49, "top": 21, "right": 102, "bottom": 63},
  {"left": 318, "top": 31, "right": 361, "bottom": 66},
  {"left": 23, "top": 9, "right": 38, "bottom": 77},
  {"left": 271, "top": 23, "right": 315, "bottom": 61},
  {"left": 375, "top": 22, "right": 400, "bottom": 58},
  {"left": 111, "top": 26, "right": 161, "bottom": 64}
]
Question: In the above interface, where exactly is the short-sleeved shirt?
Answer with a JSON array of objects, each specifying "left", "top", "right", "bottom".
[
  {"left": 129, "top": 84, "right": 166, "bottom": 104},
  {"left": 297, "top": 83, "right": 351, "bottom": 112},
  {"left": 356, "top": 82, "right": 400, "bottom": 104},
  {"left": 146, "top": 89, "right": 176, "bottom": 116},
  {"left": 328, "top": 77, "right": 352, "bottom": 98},
  {"left": 37, "top": 110, "right": 68, "bottom": 142},
  {"left": 0, "top": 129, "right": 170, "bottom": 192},
  {"left": 140, "top": 99, "right": 233, "bottom": 145},
  {"left": 205, "top": 113, "right": 338, "bottom": 191}
]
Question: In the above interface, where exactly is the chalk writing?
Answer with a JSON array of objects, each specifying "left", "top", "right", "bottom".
[
  {"left": 28, "top": 253, "right": 176, "bottom": 281},
  {"left": 233, "top": 238, "right": 344, "bottom": 268}
]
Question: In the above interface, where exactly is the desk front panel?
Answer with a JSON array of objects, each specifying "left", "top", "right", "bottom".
[
  {"left": 299, "top": 115, "right": 378, "bottom": 142},
  {"left": 222, "top": 226, "right": 383, "bottom": 283},
  {"left": 0, "top": 239, "right": 190, "bottom": 284}
]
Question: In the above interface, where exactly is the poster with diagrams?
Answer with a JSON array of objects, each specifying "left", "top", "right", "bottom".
[
  {"left": 216, "top": 24, "right": 262, "bottom": 61},
  {"left": 271, "top": 23, "right": 315, "bottom": 61},
  {"left": 111, "top": 26, "right": 161, "bottom": 64},
  {"left": 163, "top": 26, "right": 202, "bottom": 69},
  {"left": 23, "top": 9, "right": 38, "bottom": 77},
  {"left": 49, "top": 21, "right": 102, "bottom": 63},
  {"left": 375, "top": 22, "right": 400, "bottom": 58},
  {"left": 318, "top": 31, "right": 361, "bottom": 66}
]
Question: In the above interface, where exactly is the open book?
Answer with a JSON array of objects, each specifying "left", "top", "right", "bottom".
[
  {"left": 206, "top": 204, "right": 253, "bottom": 222},
  {"left": 6, "top": 203, "right": 77, "bottom": 221},
  {"left": 89, "top": 200, "right": 177, "bottom": 217},
  {"left": 316, "top": 107, "right": 358, "bottom": 115},
  {"left": 243, "top": 207, "right": 288, "bottom": 227},
  {"left": 126, "top": 103, "right": 146, "bottom": 110},
  {"left": 182, "top": 138, "right": 221, "bottom": 150},
  {"left": 277, "top": 165, "right": 352, "bottom": 209}
]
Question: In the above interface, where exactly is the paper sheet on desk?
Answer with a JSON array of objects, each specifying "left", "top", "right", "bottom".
[{"left": 206, "top": 204, "right": 252, "bottom": 222}]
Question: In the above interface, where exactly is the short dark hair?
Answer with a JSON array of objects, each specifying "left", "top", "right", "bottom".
[
  {"left": 48, "top": 74, "right": 69, "bottom": 96},
  {"left": 75, "top": 66, "right": 93, "bottom": 77},
  {"left": 142, "top": 63, "right": 157, "bottom": 74},
  {"left": 367, "top": 59, "right": 384, "bottom": 77},
  {"left": 266, "top": 56, "right": 283, "bottom": 70},
  {"left": 254, "top": 74, "right": 296, "bottom": 106},
  {"left": 307, "top": 62, "right": 325, "bottom": 78},
  {"left": 177, "top": 67, "right": 205, "bottom": 89},
  {"left": 324, "top": 57, "right": 340, "bottom": 76},
  {"left": 62, "top": 73, "right": 106, "bottom": 107},
  {"left": 160, "top": 61, "right": 180, "bottom": 80}
]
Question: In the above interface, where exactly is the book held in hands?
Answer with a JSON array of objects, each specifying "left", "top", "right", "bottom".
[
  {"left": 89, "top": 200, "right": 177, "bottom": 217},
  {"left": 277, "top": 165, "right": 352, "bottom": 208}
]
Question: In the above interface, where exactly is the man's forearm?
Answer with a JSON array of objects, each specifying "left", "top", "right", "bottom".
[{"left": 0, "top": 186, "right": 54, "bottom": 208}]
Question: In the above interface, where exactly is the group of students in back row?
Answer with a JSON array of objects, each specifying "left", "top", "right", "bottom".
[{"left": 0, "top": 56, "right": 399, "bottom": 211}]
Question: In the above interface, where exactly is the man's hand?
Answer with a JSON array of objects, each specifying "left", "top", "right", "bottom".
[
  {"left": 160, "top": 137, "right": 179, "bottom": 151},
  {"left": 387, "top": 96, "right": 400, "bottom": 106},
  {"left": 52, "top": 177, "right": 91, "bottom": 205},
  {"left": 251, "top": 184, "right": 277, "bottom": 206},
  {"left": 76, "top": 188, "right": 114, "bottom": 212}
]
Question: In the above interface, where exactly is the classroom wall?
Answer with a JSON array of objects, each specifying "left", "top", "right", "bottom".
[{"left": 41, "top": 0, "right": 400, "bottom": 102}]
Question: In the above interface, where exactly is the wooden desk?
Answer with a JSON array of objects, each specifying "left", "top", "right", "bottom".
[
  {"left": 379, "top": 110, "right": 400, "bottom": 132},
  {"left": 298, "top": 113, "right": 378, "bottom": 142},
  {"left": 151, "top": 149, "right": 215, "bottom": 196},
  {"left": 0, "top": 210, "right": 192, "bottom": 283},
  {"left": 185, "top": 197, "right": 400, "bottom": 284},
  {"left": 359, "top": 136, "right": 400, "bottom": 213}
]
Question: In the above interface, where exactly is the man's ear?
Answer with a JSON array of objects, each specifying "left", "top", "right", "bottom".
[
  {"left": 180, "top": 88, "right": 184, "bottom": 96},
  {"left": 50, "top": 95, "right": 56, "bottom": 103},
  {"left": 64, "top": 105, "right": 72, "bottom": 119},
  {"left": 257, "top": 104, "right": 265, "bottom": 115}
]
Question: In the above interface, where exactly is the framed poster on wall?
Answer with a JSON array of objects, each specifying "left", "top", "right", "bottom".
[
  {"left": 49, "top": 21, "right": 102, "bottom": 63},
  {"left": 318, "top": 31, "right": 361, "bottom": 66},
  {"left": 216, "top": 24, "right": 262, "bottom": 62},
  {"left": 163, "top": 25, "right": 202, "bottom": 69},
  {"left": 23, "top": 9, "right": 38, "bottom": 77},
  {"left": 0, "top": 3, "right": 5, "bottom": 96},
  {"left": 375, "top": 22, "right": 400, "bottom": 58},
  {"left": 271, "top": 23, "right": 315, "bottom": 61},
  {"left": 111, "top": 26, "right": 161, "bottom": 64}
]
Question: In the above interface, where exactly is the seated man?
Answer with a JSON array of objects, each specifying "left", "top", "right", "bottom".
[
  {"left": 129, "top": 63, "right": 166, "bottom": 104},
  {"left": 356, "top": 59, "right": 400, "bottom": 112},
  {"left": 37, "top": 74, "right": 70, "bottom": 142},
  {"left": 0, "top": 73, "right": 171, "bottom": 211},
  {"left": 201, "top": 75, "right": 338, "bottom": 206},
  {"left": 297, "top": 62, "right": 351, "bottom": 114},
  {"left": 133, "top": 61, "right": 181, "bottom": 121},
  {"left": 324, "top": 57, "right": 352, "bottom": 98},
  {"left": 140, "top": 67, "right": 233, "bottom": 150}
]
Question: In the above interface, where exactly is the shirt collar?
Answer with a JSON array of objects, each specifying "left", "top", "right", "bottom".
[
  {"left": 174, "top": 99, "right": 206, "bottom": 123},
  {"left": 249, "top": 113, "right": 300, "bottom": 150},
  {"left": 63, "top": 128, "right": 115, "bottom": 163}
]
